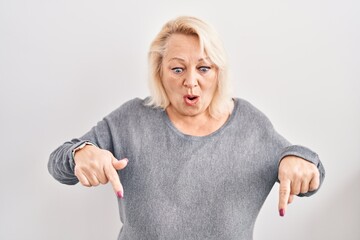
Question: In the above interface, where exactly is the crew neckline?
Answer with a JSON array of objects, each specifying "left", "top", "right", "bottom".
[{"left": 161, "top": 98, "right": 239, "bottom": 140}]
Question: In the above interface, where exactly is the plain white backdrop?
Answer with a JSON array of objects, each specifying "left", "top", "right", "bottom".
[{"left": 1, "top": 0, "right": 359, "bottom": 239}]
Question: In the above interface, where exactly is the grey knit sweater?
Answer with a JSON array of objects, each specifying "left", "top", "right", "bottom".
[{"left": 48, "top": 98, "right": 325, "bottom": 240}]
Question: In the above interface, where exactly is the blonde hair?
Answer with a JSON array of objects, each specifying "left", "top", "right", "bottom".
[{"left": 146, "top": 16, "right": 233, "bottom": 119}]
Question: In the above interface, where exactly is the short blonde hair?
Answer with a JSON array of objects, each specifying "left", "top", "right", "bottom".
[{"left": 146, "top": 16, "right": 233, "bottom": 119}]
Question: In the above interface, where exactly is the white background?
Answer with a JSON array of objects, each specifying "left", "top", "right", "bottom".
[{"left": 1, "top": 0, "right": 359, "bottom": 239}]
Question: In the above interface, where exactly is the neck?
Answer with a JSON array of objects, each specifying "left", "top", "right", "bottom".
[{"left": 165, "top": 106, "right": 231, "bottom": 137}]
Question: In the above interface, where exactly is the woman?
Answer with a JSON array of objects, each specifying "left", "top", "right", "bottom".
[{"left": 49, "top": 16, "right": 325, "bottom": 239}]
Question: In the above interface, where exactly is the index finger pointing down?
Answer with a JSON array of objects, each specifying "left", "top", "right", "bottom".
[
  {"left": 278, "top": 178, "right": 291, "bottom": 217},
  {"left": 105, "top": 163, "right": 124, "bottom": 198}
]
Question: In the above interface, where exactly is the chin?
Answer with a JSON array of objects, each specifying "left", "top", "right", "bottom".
[{"left": 182, "top": 107, "right": 207, "bottom": 117}]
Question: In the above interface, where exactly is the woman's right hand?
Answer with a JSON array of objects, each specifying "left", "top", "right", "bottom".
[{"left": 73, "top": 145, "right": 128, "bottom": 198}]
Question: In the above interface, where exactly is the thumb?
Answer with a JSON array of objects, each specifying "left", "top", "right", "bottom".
[
  {"left": 112, "top": 158, "right": 128, "bottom": 170},
  {"left": 278, "top": 178, "right": 291, "bottom": 217}
]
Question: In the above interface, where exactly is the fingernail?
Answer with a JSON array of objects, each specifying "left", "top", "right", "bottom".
[
  {"left": 117, "top": 191, "right": 123, "bottom": 198},
  {"left": 123, "top": 158, "right": 128, "bottom": 163},
  {"left": 279, "top": 209, "right": 285, "bottom": 217}
]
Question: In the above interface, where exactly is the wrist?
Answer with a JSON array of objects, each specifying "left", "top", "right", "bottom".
[{"left": 72, "top": 142, "right": 96, "bottom": 160}]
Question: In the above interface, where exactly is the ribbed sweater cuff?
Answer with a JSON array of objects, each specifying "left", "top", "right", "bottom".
[{"left": 278, "top": 145, "right": 320, "bottom": 167}]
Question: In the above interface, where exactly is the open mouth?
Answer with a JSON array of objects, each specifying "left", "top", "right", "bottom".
[
  {"left": 188, "top": 96, "right": 197, "bottom": 100},
  {"left": 184, "top": 95, "right": 199, "bottom": 106}
]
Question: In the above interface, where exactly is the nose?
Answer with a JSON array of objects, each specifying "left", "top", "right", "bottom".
[{"left": 183, "top": 69, "right": 198, "bottom": 88}]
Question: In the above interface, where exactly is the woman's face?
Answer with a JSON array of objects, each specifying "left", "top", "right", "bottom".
[{"left": 161, "top": 33, "right": 218, "bottom": 118}]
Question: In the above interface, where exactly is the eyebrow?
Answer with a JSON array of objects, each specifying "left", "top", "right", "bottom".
[{"left": 168, "top": 57, "right": 211, "bottom": 63}]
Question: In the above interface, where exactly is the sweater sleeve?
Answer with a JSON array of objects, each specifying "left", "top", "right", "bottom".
[
  {"left": 235, "top": 98, "right": 325, "bottom": 198},
  {"left": 48, "top": 117, "right": 114, "bottom": 185}
]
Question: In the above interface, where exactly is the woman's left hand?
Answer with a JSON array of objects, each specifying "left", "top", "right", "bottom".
[{"left": 278, "top": 156, "right": 320, "bottom": 217}]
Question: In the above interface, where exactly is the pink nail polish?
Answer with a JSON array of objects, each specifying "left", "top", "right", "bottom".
[
  {"left": 279, "top": 209, "right": 285, "bottom": 217},
  {"left": 117, "top": 191, "right": 123, "bottom": 198}
]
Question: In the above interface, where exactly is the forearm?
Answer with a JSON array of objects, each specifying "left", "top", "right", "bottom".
[
  {"left": 48, "top": 117, "right": 115, "bottom": 184},
  {"left": 48, "top": 139, "right": 85, "bottom": 185}
]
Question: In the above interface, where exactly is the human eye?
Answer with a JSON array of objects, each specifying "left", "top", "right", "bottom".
[
  {"left": 198, "top": 66, "right": 211, "bottom": 73},
  {"left": 171, "top": 67, "right": 184, "bottom": 74}
]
